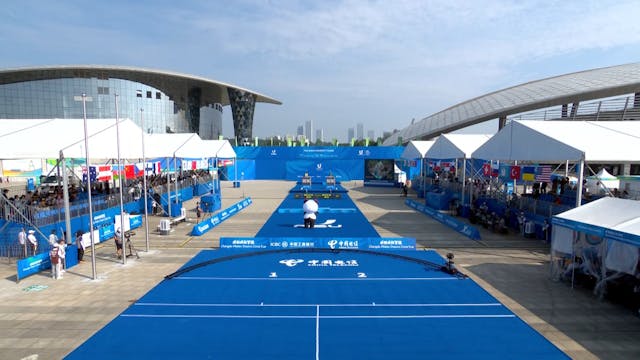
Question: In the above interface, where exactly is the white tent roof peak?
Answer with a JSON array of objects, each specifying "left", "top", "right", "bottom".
[
  {"left": 426, "top": 133, "right": 492, "bottom": 159},
  {"left": 401, "top": 140, "right": 435, "bottom": 159},
  {"left": 588, "top": 168, "right": 617, "bottom": 180}
]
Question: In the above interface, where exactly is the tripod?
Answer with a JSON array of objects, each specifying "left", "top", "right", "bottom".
[{"left": 124, "top": 232, "right": 140, "bottom": 259}]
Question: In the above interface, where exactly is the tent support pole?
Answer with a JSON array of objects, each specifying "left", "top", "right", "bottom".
[
  {"left": 115, "top": 95, "right": 126, "bottom": 265},
  {"left": 166, "top": 157, "right": 171, "bottom": 217},
  {"left": 60, "top": 152, "right": 72, "bottom": 245},
  {"left": 140, "top": 109, "right": 150, "bottom": 252},
  {"left": 576, "top": 156, "right": 585, "bottom": 208},
  {"left": 461, "top": 158, "right": 466, "bottom": 205}
]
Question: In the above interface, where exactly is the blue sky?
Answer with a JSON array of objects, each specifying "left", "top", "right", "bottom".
[{"left": 1, "top": 0, "right": 640, "bottom": 141}]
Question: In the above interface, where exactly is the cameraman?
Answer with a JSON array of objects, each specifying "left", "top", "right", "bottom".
[{"left": 114, "top": 228, "right": 124, "bottom": 259}]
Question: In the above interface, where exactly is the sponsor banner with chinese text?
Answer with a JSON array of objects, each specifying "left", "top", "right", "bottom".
[{"left": 219, "top": 237, "right": 416, "bottom": 250}]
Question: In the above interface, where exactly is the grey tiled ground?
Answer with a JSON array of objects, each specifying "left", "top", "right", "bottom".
[{"left": 0, "top": 180, "right": 638, "bottom": 359}]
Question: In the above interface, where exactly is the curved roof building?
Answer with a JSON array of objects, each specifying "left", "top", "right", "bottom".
[
  {"left": 383, "top": 63, "right": 640, "bottom": 145},
  {"left": 0, "top": 65, "right": 281, "bottom": 140}
]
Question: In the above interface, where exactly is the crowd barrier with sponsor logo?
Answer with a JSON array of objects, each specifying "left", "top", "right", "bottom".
[
  {"left": 406, "top": 199, "right": 481, "bottom": 241},
  {"left": 219, "top": 237, "right": 416, "bottom": 251},
  {"left": 191, "top": 198, "right": 253, "bottom": 236}
]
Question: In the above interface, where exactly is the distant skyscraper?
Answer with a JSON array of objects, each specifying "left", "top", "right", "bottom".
[
  {"left": 297, "top": 125, "right": 304, "bottom": 136},
  {"left": 315, "top": 129, "right": 324, "bottom": 143},
  {"left": 367, "top": 130, "right": 374, "bottom": 140},
  {"left": 356, "top": 123, "right": 364, "bottom": 140},
  {"left": 305, "top": 120, "right": 313, "bottom": 141},
  {"left": 348, "top": 127, "right": 355, "bottom": 141}
]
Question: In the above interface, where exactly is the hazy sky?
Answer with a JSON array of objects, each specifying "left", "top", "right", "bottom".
[{"left": 2, "top": 0, "right": 640, "bottom": 141}]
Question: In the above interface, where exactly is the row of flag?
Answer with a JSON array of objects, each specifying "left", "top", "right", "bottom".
[
  {"left": 82, "top": 162, "right": 163, "bottom": 182},
  {"left": 482, "top": 164, "right": 552, "bottom": 182}
]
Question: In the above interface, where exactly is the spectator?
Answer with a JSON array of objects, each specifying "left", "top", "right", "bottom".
[
  {"left": 48, "top": 229, "right": 58, "bottom": 246},
  {"left": 196, "top": 201, "right": 202, "bottom": 219},
  {"left": 50, "top": 239, "right": 65, "bottom": 279},
  {"left": 18, "top": 227, "right": 27, "bottom": 258},
  {"left": 27, "top": 230, "right": 38, "bottom": 255},
  {"left": 76, "top": 230, "right": 85, "bottom": 262},
  {"left": 517, "top": 212, "right": 526, "bottom": 236}
]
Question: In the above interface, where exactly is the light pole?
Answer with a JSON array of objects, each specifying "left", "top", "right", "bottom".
[
  {"left": 114, "top": 94, "right": 126, "bottom": 264},
  {"left": 74, "top": 94, "right": 97, "bottom": 280},
  {"left": 140, "top": 108, "right": 150, "bottom": 251}
]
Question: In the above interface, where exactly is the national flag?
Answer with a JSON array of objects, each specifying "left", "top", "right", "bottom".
[
  {"left": 510, "top": 165, "right": 521, "bottom": 180},
  {"left": 191, "top": 160, "right": 197, "bottom": 170},
  {"left": 482, "top": 163, "right": 491, "bottom": 177},
  {"left": 522, "top": 166, "right": 536, "bottom": 181},
  {"left": 96, "top": 165, "right": 112, "bottom": 182},
  {"left": 217, "top": 159, "right": 234, "bottom": 167},
  {"left": 535, "top": 165, "right": 552, "bottom": 183},
  {"left": 124, "top": 164, "right": 135, "bottom": 179}
]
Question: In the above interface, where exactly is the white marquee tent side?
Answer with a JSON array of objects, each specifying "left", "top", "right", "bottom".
[
  {"left": 551, "top": 197, "right": 640, "bottom": 297},
  {"left": 425, "top": 134, "right": 492, "bottom": 204},
  {"left": 400, "top": 141, "right": 435, "bottom": 197}
]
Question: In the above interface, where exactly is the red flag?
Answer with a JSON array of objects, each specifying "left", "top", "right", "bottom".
[
  {"left": 482, "top": 163, "right": 491, "bottom": 177},
  {"left": 124, "top": 164, "right": 135, "bottom": 179},
  {"left": 510, "top": 166, "right": 521, "bottom": 180},
  {"left": 192, "top": 160, "right": 197, "bottom": 170}
]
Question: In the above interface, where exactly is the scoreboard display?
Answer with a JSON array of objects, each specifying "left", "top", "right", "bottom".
[{"left": 293, "top": 193, "right": 342, "bottom": 200}]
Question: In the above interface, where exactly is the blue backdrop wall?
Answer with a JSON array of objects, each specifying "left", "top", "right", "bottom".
[{"left": 227, "top": 147, "right": 404, "bottom": 181}]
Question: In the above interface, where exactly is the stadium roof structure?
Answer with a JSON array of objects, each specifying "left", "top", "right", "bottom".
[
  {"left": 383, "top": 63, "right": 640, "bottom": 146},
  {"left": 0, "top": 65, "right": 282, "bottom": 106}
]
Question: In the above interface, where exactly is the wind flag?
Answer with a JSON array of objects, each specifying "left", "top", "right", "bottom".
[
  {"left": 522, "top": 166, "right": 536, "bottom": 181},
  {"left": 482, "top": 163, "right": 491, "bottom": 177},
  {"left": 536, "top": 165, "right": 552, "bottom": 183},
  {"left": 510, "top": 165, "right": 521, "bottom": 180}
]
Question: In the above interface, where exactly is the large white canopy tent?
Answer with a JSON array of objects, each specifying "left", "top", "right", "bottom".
[
  {"left": 471, "top": 120, "right": 640, "bottom": 207},
  {"left": 551, "top": 197, "right": 640, "bottom": 296},
  {"left": 0, "top": 118, "right": 146, "bottom": 159},
  {"left": 425, "top": 134, "right": 492, "bottom": 204},
  {"left": 400, "top": 141, "right": 435, "bottom": 197},
  {"left": 0, "top": 118, "right": 236, "bottom": 275}
]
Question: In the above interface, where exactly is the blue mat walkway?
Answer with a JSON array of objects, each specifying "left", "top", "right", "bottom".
[
  {"left": 256, "top": 184, "right": 379, "bottom": 238},
  {"left": 66, "top": 249, "right": 568, "bottom": 359}
]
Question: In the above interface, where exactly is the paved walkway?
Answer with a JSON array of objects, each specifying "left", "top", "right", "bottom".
[{"left": 0, "top": 180, "right": 639, "bottom": 359}]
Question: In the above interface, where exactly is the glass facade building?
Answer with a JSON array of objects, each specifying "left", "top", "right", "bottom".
[
  {"left": 0, "top": 66, "right": 281, "bottom": 140},
  {"left": 0, "top": 77, "right": 221, "bottom": 138}
]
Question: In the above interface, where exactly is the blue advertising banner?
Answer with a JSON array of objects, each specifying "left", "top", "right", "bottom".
[
  {"left": 17, "top": 253, "right": 51, "bottom": 281},
  {"left": 219, "top": 237, "right": 416, "bottom": 250},
  {"left": 191, "top": 198, "right": 252, "bottom": 236},
  {"left": 129, "top": 215, "right": 143, "bottom": 230},
  {"left": 234, "top": 147, "right": 404, "bottom": 160},
  {"left": 406, "top": 199, "right": 481, "bottom": 241}
]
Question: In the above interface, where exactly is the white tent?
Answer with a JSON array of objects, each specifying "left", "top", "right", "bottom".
[
  {"left": 401, "top": 140, "right": 435, "bottom": 160},
  {"left": 471, "top": 120, "right": 640, "bottom": 206},
  {"left": 203, "top": 140, "right": 236, "bottom": 159},
  {"left": 472, "top": 120, "right": 640, "bottom": 163},
  {"left": 146, "top": 133, "right": 201, "bottom": 158},
  {"left": 424, "top": 134, "right": 491, "bottom": 204},
  {"left": 551, "top": 197, "right": 640, "bottom": 295},
  {"left": 425, "top": 134, "right": 491, "bottom": 159},
  {"left": 586, "top": 168, "right": 620, "bottom": 195},
  {"left": 0, "top": 118, "right": 145, "bottom": 159}
]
